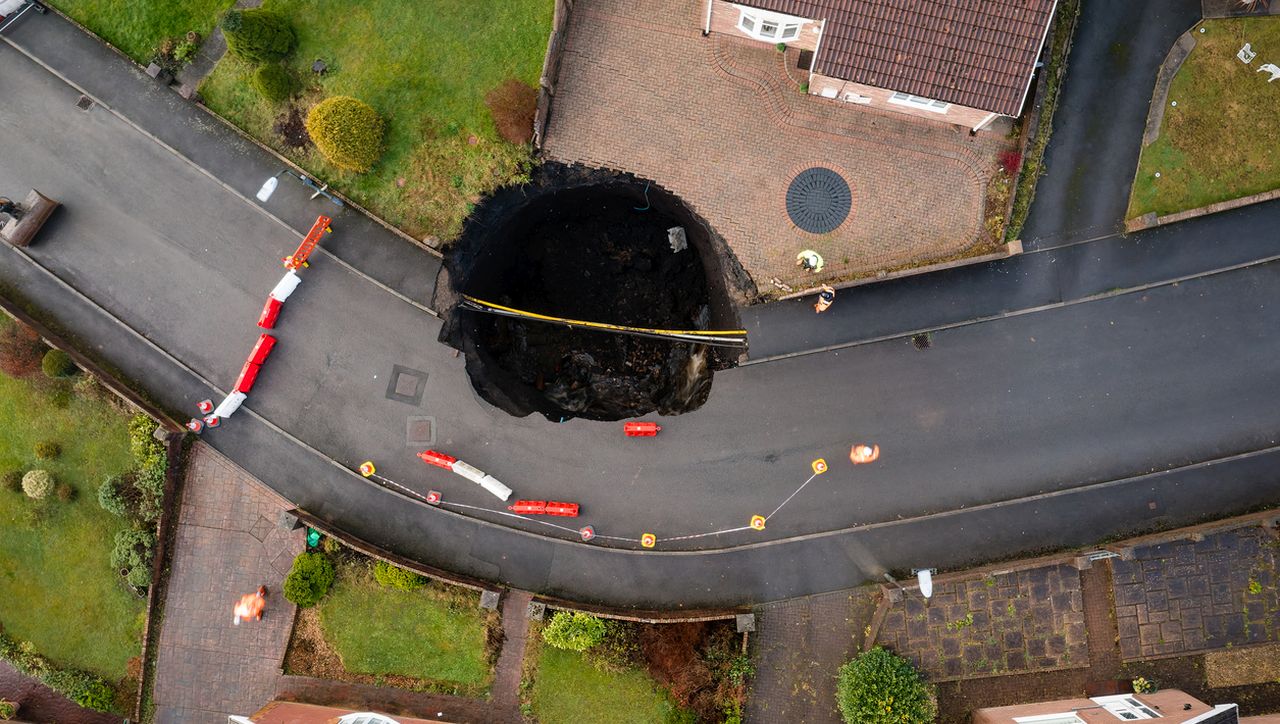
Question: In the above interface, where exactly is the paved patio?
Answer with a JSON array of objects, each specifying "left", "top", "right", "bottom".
[
  {"left": 152, "top": 445, "right": 304, "bottom": 724},
  {"left": 1113, "top": 525, "right": 1280, "bottom": 660},
  {"left": 543, "top": 0, "right": 1013, "bottom": 294}
]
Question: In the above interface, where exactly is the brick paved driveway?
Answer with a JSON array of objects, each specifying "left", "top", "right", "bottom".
[
  {"left": 152, "top": 445, "right": 304, "bottom": 724},
  {"left": 543, "top": 0, "right": 1011, "bottom": 293}
]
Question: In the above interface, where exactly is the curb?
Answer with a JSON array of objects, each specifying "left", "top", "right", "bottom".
[
  {"left": 1141, "top": 27, "right": 1198, "bottom": 148},
  {"left": 778, "top": 240, "right": 1022, "bottom": 300},
  {"left": 1126, "top": 186, "right": 1280, "bottom": 232}
]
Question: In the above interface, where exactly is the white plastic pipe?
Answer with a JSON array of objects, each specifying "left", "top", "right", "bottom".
[
  {"left": 269, "top": 270, "right": 302, "bottom": 302},
  {"left": 213, "top": 391, "right": 247, "bottom": 418}
]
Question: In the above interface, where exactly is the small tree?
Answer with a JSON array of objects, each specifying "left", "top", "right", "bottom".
[
  {"left": 41, "top": 349, "right": 76, "bottom": 378},
  {"left": 283, "top": 552, "right": 335, "bottom": 607},
  {"left": 252, "top": 64, "right": 295, "bottom": 103},
  {"left": 21, "top": 470, "right": 54, "bottom": 500},
  {"left": 305, "top": 96, "right": 385, "bottom": 172},
  {"left": 0, "top": 323, "right": 45, "bottom": 378},
  {"left": 373, "top": 560, "right": 427, "bottom": 591},
  {"left": 541, "top": 611, "right": 607, "bottom": 652},
  {"left": 836, "top": 647, "right": 936, "bottom": 724},
  {"left": 221, "top": 8, "right": 295, "bottom": 63}
]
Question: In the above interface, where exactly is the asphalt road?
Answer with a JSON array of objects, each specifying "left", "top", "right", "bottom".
[{"left": 2, "top": 10, "right": 1279, "bottom": 607}]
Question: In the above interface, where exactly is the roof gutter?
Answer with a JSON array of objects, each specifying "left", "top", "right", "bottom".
[
  {"left": 808, "top": 17, "right": 827, "bottom": 88},
  {"left": 1013, "top": 0, "right": 1061, "bottom": 118}
]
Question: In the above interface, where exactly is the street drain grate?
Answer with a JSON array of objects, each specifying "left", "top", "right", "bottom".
[
  {"left": 786, "top": 167, "right": 851, "bottom": 234},
  {"left": 912, "top": 334, "right": 932, "bottom": 350},
  {"left": 75, "top": 95, "right": 94, "bottom": 111}
]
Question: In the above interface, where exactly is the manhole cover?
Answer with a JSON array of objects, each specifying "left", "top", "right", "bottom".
[
  {"left": 786, "top": 167, "right": 851, "bottom": 234},
  {"left": 75, "top": 95, "right": 94, "bottom": 111}
]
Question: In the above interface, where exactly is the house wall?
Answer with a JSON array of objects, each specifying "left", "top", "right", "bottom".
[
  {"left": 708, "top": 1, "right": 820, "bottom": 51},
  {"left": 971, "top": 690, "right": 1213, "bottom": 723},
  {"left": 808, "top": 73, "right": 996, "bottom": 129}
]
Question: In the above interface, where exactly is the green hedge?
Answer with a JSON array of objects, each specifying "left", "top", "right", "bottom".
[
  {"left": 0, "top": 632, "right": 115, "bottom": 712},
  {"left": 251, "top": 64, "right": 294, "bottom": 103},
  {"left": 836, "top": 647, "right": 935, "bottom": 724},
  {"left": 283, "top": 552, "right": 335, "bottom": 607},
  {"left": 221, "top": 8, "right": 295, "bottom": 63},
  {"left": 372, "top": 560, "right": 427, "bottom": 591},
  {"left": 305, "top": 96, "right": 385, "bottom": 173},
  {"left": 541, "top": 611, "right": 607, "bottom": 652}
]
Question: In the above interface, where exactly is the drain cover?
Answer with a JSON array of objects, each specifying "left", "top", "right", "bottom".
[
  {"left": 786, "top": 167, "right": 851, "bottom": 234},
  {"left": 75, "top": 95, "right": 94, "bottom": 111}
]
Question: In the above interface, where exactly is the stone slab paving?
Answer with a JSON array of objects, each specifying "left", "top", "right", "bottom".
[
  {"left": 1112, "top": 526, "right": 1280, "bottom": 660},
  {"left": 874, "top": 564, "right": 1088, "bottom": 681},
  {"left": 152, "top": 444, "right": 304, "bottom": 724},
  {"left": 543, "top": 0, "right": 1010, "bottom": 292}
]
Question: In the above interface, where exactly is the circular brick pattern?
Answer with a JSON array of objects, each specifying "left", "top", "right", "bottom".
[{"left": 786, "top": 167, "right": 852, "bottom": 234}]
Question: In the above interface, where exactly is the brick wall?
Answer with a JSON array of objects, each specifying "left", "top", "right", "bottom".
[
  {"left": 707, "top": 0, "right": 820, "bottom": 51},
  {"left": 808, "top": 72, "right": 996, "bottom": 129}
]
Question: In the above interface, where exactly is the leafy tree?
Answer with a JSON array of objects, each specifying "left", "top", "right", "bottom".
[
  {"left": 836, "top": 647, "right": 936, "bottom": 724},
  {"left": 221, "top": 8, "right": 295, "bottom": 63},
  {"left": 305, "top": 96, "right": 385, "bottom": 172},
  {"left": 283, "top": 552, "right": 335, "bottom": 607},
  {"left": 541, "top": 611, "right": 607, "bottom": 652}
]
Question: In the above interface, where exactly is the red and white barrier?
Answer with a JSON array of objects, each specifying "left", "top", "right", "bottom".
[
  {"left": 416, "top": 449, "right": 513, "bottom": 501},
  {"left": 213, "top": 391, "right": 247, "bottom": 418},
  {"left": 269, "top": 270, "right": 302, "bottom": 302}
]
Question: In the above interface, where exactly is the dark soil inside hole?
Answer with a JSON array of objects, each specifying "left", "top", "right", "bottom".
[{"left": 438, "top": 164, "right": 748, "bottom": 422}]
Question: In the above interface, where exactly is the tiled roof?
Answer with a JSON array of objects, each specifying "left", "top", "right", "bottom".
[{"left": 734, "top": 0, "right": 1058, "bottom": 116}]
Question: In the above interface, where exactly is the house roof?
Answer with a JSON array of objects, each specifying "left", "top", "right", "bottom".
[{"left": 733, "top": 0, "right": 1058, "bottom": 116}]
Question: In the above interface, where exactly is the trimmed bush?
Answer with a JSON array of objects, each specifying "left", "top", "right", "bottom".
[
  {"left": 484, "top": 78, "right": 537, "bottom": 145},
  {"left": 21, "top": 470, "right": 54, "bottom": 500},
  {"left": 283, "top": 551, "right": 335, "bottom": 607},
  {"left": 34, "top": 440, "right": 61, "bottom": 460},
  {"left": 125, "top": 564, "right": 152, "bottom": 589},
  {"left": 222, "top": 8, "right": 295, "bottom": 63},
  {"left": 110, "top": 527, "right": 155, "bottom": 574},
  {"left": 541, "top": 611, "right": 607, "bottom": 652},
  {"left": 0, "top": 322, "right": 45, "bottom": 378},
  {"left": 134, "top": 457, "right": 167, "bottom": 522},
  {"left": 55, "top": 483, "right": 75, "bottom": 502},
  {"left": 97, "top": 473, "right": 138, "bottom": 518},
  {"left": 127, "top": 414, "right": 165, "bottom": 468},
  {"left": 252, "top": 64, "right": 294, "bottom": 103},
  {"left": 305, "top": 96, "right": 385, "bottom": 172},
  {"left": 41, "top": 349, "right": 76, "bottom": 378},
  {"left": 2, "top": 471, "right": 22, "bottom": 493},
  {"left": 835, "top": 647, "right": 936, "bottom": 724},
  {"left": 373, "top": 559, "right": 427, "bottom": 591}
]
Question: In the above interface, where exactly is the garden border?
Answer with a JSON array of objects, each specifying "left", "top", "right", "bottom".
[{"left": 532, "top": 0, "right": 574, "bottom": 150}]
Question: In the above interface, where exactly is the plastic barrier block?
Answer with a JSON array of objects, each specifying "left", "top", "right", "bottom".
[
  {"left": 450, "top": 460, "right": 486, "bottom": 485},
  {"left": 269, "top": 270, "right": 302, "bottom": 302},
  {"left": 248, "top": 333, "right": 277, "bottom": 365},
  {"left": 257, "top": 297, "right": 283, "bottom": 329},
  {"left": 235, "top": 360, "right": 261, "bottom": 394},
  {"left": 624, "top": 421, "right": 661, "bottom": 437},
  {"left": 417, "top": 450, "right": 458, "bottom": 470},
  {"left": 213, "top": 391, "right": 247, "bottom": 418},
  {"left": 478, "top": 474, "right": 513, "bottom": 502},
  {"left": 545, "top": 501, "right": 580, "bottom": 517},
  {"left": 508, "top": 500, "right": 547, "bottom": 515}
]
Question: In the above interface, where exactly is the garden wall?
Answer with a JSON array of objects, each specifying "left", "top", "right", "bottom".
[{"left": 532, "top": 0, "right": 574, "bottom": 149}]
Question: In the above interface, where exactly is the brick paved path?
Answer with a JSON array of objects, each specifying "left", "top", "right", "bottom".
[
  {"left": 1080, "top": 560, "right": 1122, "bottom": 681},
  {"left": 0, "top": 660, "right": 121, "bottom": 724},
  {"left": 489, "top": 590, "right": 532, "bottom": 723},
  {"left": 152, "top": 445, "right": 304, "bottom": 724},
  {"left": 1112, "top": 526, "right": 1280, "bottom": 660},
  {"left": 874, "top": 564, "right": 1088, "bottom": 681},
  {"left": 544, "top": 0, "right": 1011, "bottom": 291}
]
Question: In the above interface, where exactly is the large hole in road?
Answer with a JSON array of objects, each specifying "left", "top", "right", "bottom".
[{"left": 437, "top": 165, "right": 747, "bottom": 422}]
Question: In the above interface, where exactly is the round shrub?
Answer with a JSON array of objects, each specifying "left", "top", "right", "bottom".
[
  {"left": 55, "top": 483, "right": 75, "bottom": 502},
  {"left": 41, "top": 349, "right": 76, "bottom": 378},
  {"left": 34, "top": 440, "right": 61, "bottom": 460},
  {"left": 373, "top": 559, "right": 426, "bottom": 591},
  {"left": 128, "top": 414, "right": 165, "bottom": 467},
  {"left": 221, "top": 8, "right": 295, "bottom": 63},
  {"left": 21, "top": 470, "right": 54, "bottom": 500},
  {"left": 0, "top": 699, "right": 16, "bottom": 720},
  {"left": 110, "top": 527, "right": 155, "bottom": 573},
  {"left": 125, "top": 564, "right": 152, "bottom": 589},
  {"left": 541, "top": 611, "right": 607, "bottom": 652},
  {"left": 97, "top": 473, "right": 138, "bottom": 518},
  {"left": 252, "top": 64, "right": 294, "bottom": 103},
  {"left": 305, "top": 96, "right": 385, "bottom": 172},
  {"left": 2, "top": 471, "right": 22, "bottom": 493},
  {"left": 283, "top": 551, "right": 335, "bottom": 607},
  {"left": 835, "top": 647, "right": 936, "bottom": 724}
]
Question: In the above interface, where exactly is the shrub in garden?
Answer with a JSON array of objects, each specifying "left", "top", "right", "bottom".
[
  {"left": 484, "top": 78, "right": 538, "bottom": 145},
  {"left": 97, "top": 473, "right": 139, "bottom": 518},
  {"left": 127, "top": 414, "right": 165, "bottom": 468},
  {"left": 40, "top": 669, "right": 115, "bottom": 712},
  {"left": 252, "top": 64, "right": 295, "bottom": 103},
  {"left": 33, "top": 440, "right": 61, "bottom": 460},
  {"left": 0, "top": 323, "right": 45, "bottom": 377},
  {"left": 373, "top": 559, "right": 426, "bottom": 591},
  {"left": 41, "top": 349, "right": 76, "bottom": 378},
  {"left": 21, "top": 470, "right": 53, "bottom": 500},
  {"left": 1, "top": 470, "right": 22, "bottom": 493},
  {"left": 305, "top": 96, "right": 385, "bottom": 172},
  {"left": 55, "top": 483, "right": 75, "bottom": 502},
  {"left": 835, "top": 647, "right": 935, "bottom": 724},
  {"left": 222, "top": 8, "right": 295, "bottom": 63},
  {"left": 541, "top": 611, "right": 607, "bottom": 652},
  {"left": 110, "top": 527, "right": 155, "bottom": 588},
  {"left": 0, "top": 699, "right": 15, "bottom": 720},
  {"left": 283, "top": 551, "right": 335, "bottom": 607},
  {"left": 133, "top": 457, "right": 167, "bottom": 522}
]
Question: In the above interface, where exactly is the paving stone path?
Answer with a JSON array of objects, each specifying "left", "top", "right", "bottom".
[
  {"left": 152, "top": 445, "right": 304, "bottom": 724},
  {"left": 0, "top": 660, "right": 120, "bottom": 724},
  {"left": 1113, "top": 526, "right": 1280, "bottom": 660}
]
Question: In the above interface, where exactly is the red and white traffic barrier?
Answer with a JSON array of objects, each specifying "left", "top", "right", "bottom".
[
  {"left": 213, "top": 391, "right": 247, "bottom": 418},
  {"left": 416, "top": 449, "right": 512, "bottom": 501}
]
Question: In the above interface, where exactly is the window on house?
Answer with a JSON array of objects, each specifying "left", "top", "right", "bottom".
[
  {"left": 1090, "top": 695, "right": 1162, "bottom": 720},
  {"left": 888, "top": 91, "right": 951, "bottom": 113},
  {"left": 736, "top": 8, "right": 802, "bottom": 42}
]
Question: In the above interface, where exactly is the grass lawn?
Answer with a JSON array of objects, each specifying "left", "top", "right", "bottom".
[
  {"left": 1129, "top": 17, "right": 1280, "bottom": 218},
  {"left": 46, "top": 0, "right": 234, "bottom": 63},
  {"left": 200, "top": 0, "right": 553, "bottom": 241},
  {"left": 530, "top": 647, "right": 688, "bottom": 724},
  {"left": 0, "top": 372, "right": 143, "bottom": 680},
  {"left": 317, "top": 562, "right": 492, "bottom": 688}
]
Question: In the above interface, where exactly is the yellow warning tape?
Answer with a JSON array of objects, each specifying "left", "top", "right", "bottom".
[{"left": 462, "top": 295, "right": 747, "bottom": 338}]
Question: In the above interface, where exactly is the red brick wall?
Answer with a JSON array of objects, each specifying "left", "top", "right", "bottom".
[
  {"left": 808, "top": 73, "right": 996, "bottom": 129},
  {"left": 707, "top": 0, "right": 820, "bottom": 51}
]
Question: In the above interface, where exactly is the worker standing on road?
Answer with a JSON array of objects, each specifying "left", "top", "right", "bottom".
[
  {"left": 814, "top": 284, "right": 835, "bottom": 313},
  {"left": 233, "top": 585, "right": 268, "bottom": 625}
]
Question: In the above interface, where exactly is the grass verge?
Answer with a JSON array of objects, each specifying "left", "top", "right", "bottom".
[
  {"left": 1128, "top": 17, "right": 1280, "bottom": 218},
  {"left": 45, "top": 0, "right": 233, "bottom": 63},
  {"left": 200, "top": 0, "right": 552, "bottom": 241}
]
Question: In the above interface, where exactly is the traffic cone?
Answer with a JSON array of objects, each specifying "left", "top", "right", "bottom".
[
  {"left": 185, "top": 418, "right": 204, "bottom": 434},
  {"left": 203, "top": 415, "right": 220, "bottom": 429},
  {"left": 197, "top": 399, "right": 214, "bottom": 415}
]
